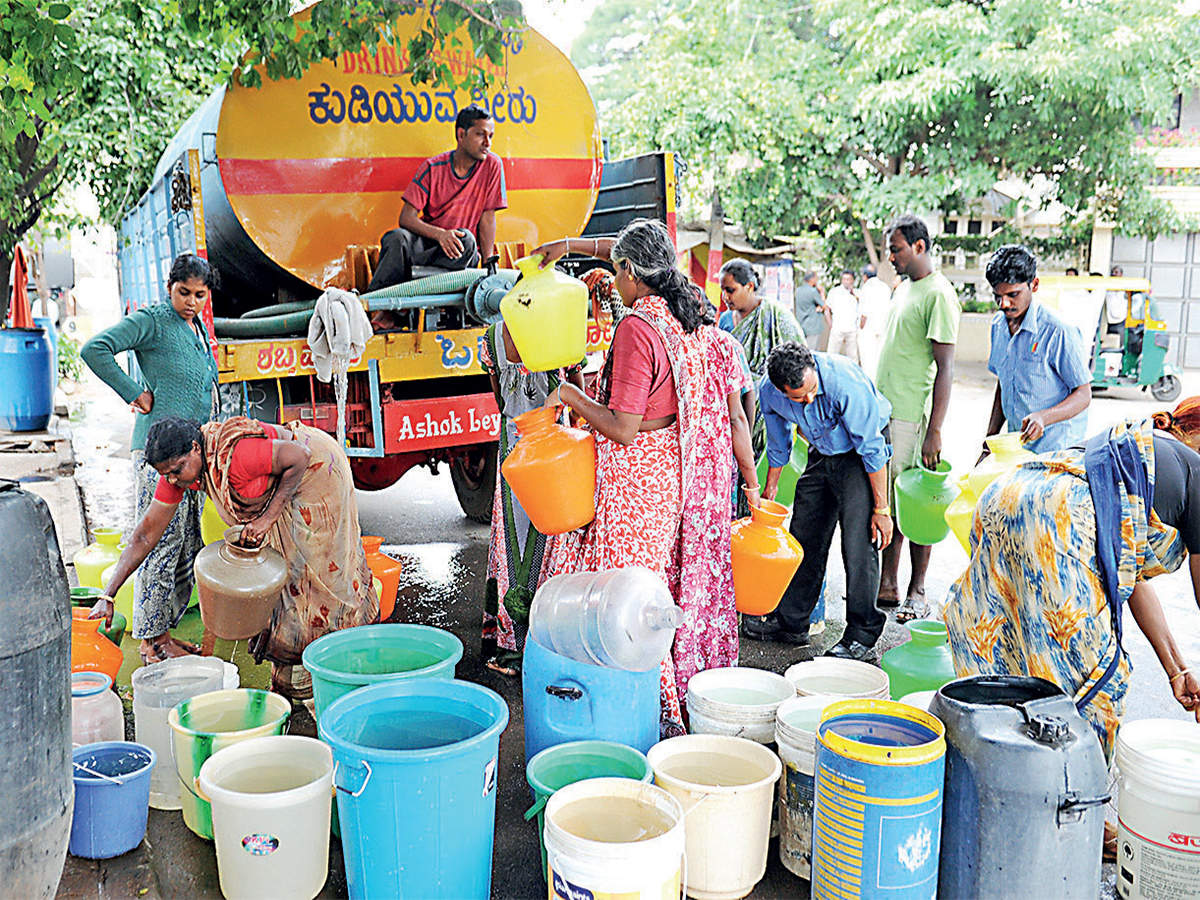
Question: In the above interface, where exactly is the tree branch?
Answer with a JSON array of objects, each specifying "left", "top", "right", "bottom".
[{"left": 842, "top": 142, "right": 890, "bottom": 177}]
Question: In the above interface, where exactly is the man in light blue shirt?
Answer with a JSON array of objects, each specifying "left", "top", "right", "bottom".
[
  {"left": 985, "top": 245, "right": 1091, "bottom": 453},
  {"left": 745, "top": 342, "right": 893, "bottom": 660}
]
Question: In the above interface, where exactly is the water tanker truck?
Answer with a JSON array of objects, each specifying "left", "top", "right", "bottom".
[{"left": 117, "top": 7, "right": 678, "bottom": 519}]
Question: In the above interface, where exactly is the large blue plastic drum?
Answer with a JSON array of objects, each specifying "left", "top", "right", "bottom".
[{"left": 0, "top": 327, "right": 53, "bottom": 431}]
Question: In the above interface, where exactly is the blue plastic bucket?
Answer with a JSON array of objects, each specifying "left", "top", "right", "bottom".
[
  {"left": 522, "top": 633, "right": 660, "bottom": 764},
  {"left": 302, "top": 623, "right": 463, "bottom": 720},
  {"left": 320, "top": 679, "right": 509, "bottom": 899},
  {"left": 0, "top": 327, "right": 53, "bottom": 431},
  {"left": 813, "top": 699, "right": 945, "bottom": 899},
  {"left": 70, "top": 742, "right": 156, "bottom": 859}
]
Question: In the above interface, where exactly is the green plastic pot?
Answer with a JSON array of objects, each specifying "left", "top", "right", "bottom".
[
  {"left": 881, "top": 619, "right": 957, "bottom": 700},
  {"left": 70, "top": 586, "right": 127, "bottom": 647},
  {"left": 755, "top": 430, "right": 808, "bottom": 508},
  {"left": 895, "top": 460, "right": 958, "bottom": 545}
]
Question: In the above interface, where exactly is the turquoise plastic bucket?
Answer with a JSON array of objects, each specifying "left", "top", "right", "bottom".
[
  {"left": 320, "top": 679, "right": 509, "bottom": 899},
  {"left": 302, "top": 623, "right": 463, "bottom": 719}
]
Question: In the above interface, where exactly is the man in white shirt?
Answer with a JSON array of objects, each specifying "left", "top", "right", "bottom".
[
  {"left": 857, "top": 264, "right": 893, "bottom": 379},
  {"left": 824, "top": 270, "right": 863, "bottom": 363}
]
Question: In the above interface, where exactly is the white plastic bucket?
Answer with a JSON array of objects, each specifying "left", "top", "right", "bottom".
[
  {"left": 647, "top": 734, "right": 781, "bottom": 900},
  {"left": 197, "top": 735, "right": 333, "bottom": 900},
  {"left": 774, "top": 695, "right": 834, "bottom": 880},
  {"left": 1114, "top": 719, "right": 1200, "bottom": 899},
  {"left": 686, "top": 667, "right": 795, "bottom": 744},
  {"left": 544, "top": 777, "right": 685, "bottom": 899},
  {"left": 899, "top": 690, "right": 937, "bottom": 711},
  {"left": 783, "top": 657, "right": 889, "bottom": 700}
]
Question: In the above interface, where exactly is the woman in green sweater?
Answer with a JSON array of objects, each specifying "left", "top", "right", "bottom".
[{"left": 82, "top": 253, "right": 219, "bottom": 664}]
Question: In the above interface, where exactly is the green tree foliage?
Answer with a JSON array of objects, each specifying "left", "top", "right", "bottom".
[
  {"left": 577, "top": 0, "right": 1200, "bottom": 268},
  {"left": 0, "top": 0, "right": 521, "bottom": 311}
]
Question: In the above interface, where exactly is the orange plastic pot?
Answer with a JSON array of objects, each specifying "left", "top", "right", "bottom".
[
  {"left": 361, "top": 536, "right": 401, "bottom": 622},
  {"left": 500, "top": 407, "right": 596, "bottom": 535},
  {"left": 70, "top": 608, "right": 123, "bottom": 683},
  {"left": 730, "top": 500, "right": 804, "bottom": 615}
]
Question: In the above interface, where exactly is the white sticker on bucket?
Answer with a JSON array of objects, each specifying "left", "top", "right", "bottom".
[{"left": 483, "top": 757, "right": 497, "bottom": 797}]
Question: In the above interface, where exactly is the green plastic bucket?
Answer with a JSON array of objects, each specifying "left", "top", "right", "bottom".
[
  {"left": 302, "top": 623, "right": 464, "bottom": 720},
  {"left": 168, "top": 688, "right": 292, "bottom": 839},
  {"left": 524, "top": 740, "right": 655, "bottom": 881}
]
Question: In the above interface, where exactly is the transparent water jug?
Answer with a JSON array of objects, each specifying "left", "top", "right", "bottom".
[
  {"left": 71, "top": 672, "right": 124, "bottom": 746},
  {"left": 528, "top": 567, "right": 682, "bottom": 671},
  {"left": 131, "top": 656, "right": 224, "bottom": 809}
]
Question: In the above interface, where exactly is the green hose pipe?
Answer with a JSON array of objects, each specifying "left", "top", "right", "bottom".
[
  {"left": 240, "top": 300, "right": 317, "bottom": 319},
  {"left": 360, "top": 268, "right": 516, "bottom": 301},
  {"left": 364, "top": 292, "right": 466, "bottom": 311},
  {"left": 214, "top": 310, "right": 315, "bottom": 338}
]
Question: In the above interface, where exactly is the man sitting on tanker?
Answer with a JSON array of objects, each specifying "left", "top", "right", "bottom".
[{"left": 366, "top": 104, "right": 506, "bottom": 291}]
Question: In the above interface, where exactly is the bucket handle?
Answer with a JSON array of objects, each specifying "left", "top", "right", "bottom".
[
  {"left": 193, "top": 776, "right": 212, "bottom": 804},
  {"left": 73, "top": 761, "right": 126, "bottom": 785},
  {"left": 333, "top": 759, "right": 372, "bottom": 798},
  {"left": 1058, "top": 791, "right": 1112, "bottom": 825},
  {"left": 523, "top": 795, "right": 548, "bottom": 822},
  {"left": 545, "top": 684, "right": 583, "bottom": 701}
]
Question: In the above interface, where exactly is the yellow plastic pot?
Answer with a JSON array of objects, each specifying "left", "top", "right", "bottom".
[{"left": 499, "top": 255, "right": 588, "bottom": 372}]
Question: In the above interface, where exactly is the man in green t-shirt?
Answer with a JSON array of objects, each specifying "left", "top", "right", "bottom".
[{"left": 874, "top": 214, "right": 959, "bottom": 620}]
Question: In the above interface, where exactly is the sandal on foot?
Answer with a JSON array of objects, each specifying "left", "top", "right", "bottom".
[
  {"left": 896, "top": 590, "right": 931, "bottom": 623},
  {"left": 485, "top": 657, "right": 520, "bottom": 678},
  {"left": 876, "top": 586, "right": 900, "bottom": 608}
]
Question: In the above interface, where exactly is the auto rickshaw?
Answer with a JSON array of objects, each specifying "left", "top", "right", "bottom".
[{"left": 1038, "top": 275, "right": 1181, "bottom": 402}]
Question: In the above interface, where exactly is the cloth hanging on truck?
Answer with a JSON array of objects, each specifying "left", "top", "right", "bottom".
[{"left": 306, "top": 288, "right": 371, "bottom": 447}]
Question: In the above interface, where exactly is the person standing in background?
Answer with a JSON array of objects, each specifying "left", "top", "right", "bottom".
[
  {"left": 875, "top": 214, "right": 958, "bottom": 622},
  {"left": 793, "top": 270, "right": 827, "bottom": 348},
  {"left": 857, "top": 264, "right": 893, "bottom": 380},
  {"left": 984, "top": 245, "right": 1091, "bottom": 453},
  {"left": 824, "top": 270, "right": 863, "bottom": 363}
]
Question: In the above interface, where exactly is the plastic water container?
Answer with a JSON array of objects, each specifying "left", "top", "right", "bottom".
[
  {"left": 685, "top": 666, "right": 795, "bottom": 744},
  {"left": 319, "top": 679, "right": 510, "bottom": 900},
  {"left": 131, "top": 657, "right": 224, "bottom": 809},
  {"left": 813, "top": 700, "right": 945, "bottom": 899},
  {"left": 523, "top": 632, "right": 660, "bottom": 764},
  {"left": 198, "top": 735, "right": 334, "bottom": 900},
  {"left": 1114, "top": 719, "right": 1200, "bottom": 900},
  {"left": 528, "top": 567, "right": 681, "bottom": 671},
  {"left": 0, "top": 326, "right": 53, "bottom": 431},
  {"left": 302, "top": 622, "right": 463, "bottom": 719},
  {"left": 168, "top": 689, "right": 293, "bottom": 840},
  {"left": 72, "top": 672, "right": 124, "bottom": 746},
  {"left": 69, "top": 742, "right": 155, "bottom": 859},
  {"left": 775, "top": 695, "right": 835, "bottom": 881},
  {"left": 784, "top": 657, "right": 890, "bottom": 700},
  {"left": 525, "top": 741, "right": 654, "bottom": 882},
  {"left": 647, "top": 734, "right": 781, "bottom": 900},
  {"left": 544, "top": 778, "right": 685, "bottom": 899}
]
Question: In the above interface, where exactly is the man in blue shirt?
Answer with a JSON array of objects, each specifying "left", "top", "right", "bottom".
[
  {"left": 745, "top": 342, "right": 894, "bottom": 660},
  {"left": 985, "top": 245, "right": 1091, "bottom": 453}
]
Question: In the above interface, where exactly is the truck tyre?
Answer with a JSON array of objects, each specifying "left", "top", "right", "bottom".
[
  {"left": 1151, "top": 374, "right": 1181, "bottom": 402},
  {"left": 450, "top": 444, "right": 497, "bottom": 524}
]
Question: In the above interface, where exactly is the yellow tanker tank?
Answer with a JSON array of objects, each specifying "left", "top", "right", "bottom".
[{"left": 162, "top": 6, "right": 602, "bottom": 309}]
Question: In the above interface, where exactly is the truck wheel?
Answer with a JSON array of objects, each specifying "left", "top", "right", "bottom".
[
  {"left": 450, "top": 444, "right": 497, "bottom": 524},
  {"left": 1151, "top": 375, "right": 1181, "bottom": 402}
]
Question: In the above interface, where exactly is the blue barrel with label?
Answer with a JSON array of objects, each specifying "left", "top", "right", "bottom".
[
  {"left": 812, "top": 699, "right": 945, "bottom": 899},
  {"left": 0, "top": 327, "right": 53, "bottom": 431},
  {"left": 522, "top": 633, "right": 660, "bottom": 764}
]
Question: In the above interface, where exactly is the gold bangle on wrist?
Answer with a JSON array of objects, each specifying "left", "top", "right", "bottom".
[
  {"left": 873, "top": 505, "right": 891, "bottom": 516},
  {"left": 1170, "top": 667, "right": 1191, "bottom": 683}
]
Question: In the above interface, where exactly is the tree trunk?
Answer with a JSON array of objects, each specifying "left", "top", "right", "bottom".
[
  {"left": 860, "top": 220, "right": 897, "bottom": 283},
  {"left": 0, "top": 250, "right": 11, "bottom": 325}
]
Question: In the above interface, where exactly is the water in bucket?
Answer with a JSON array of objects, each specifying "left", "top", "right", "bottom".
[{"left": 319, "top": 679, "right": 509, "bottom": 899}]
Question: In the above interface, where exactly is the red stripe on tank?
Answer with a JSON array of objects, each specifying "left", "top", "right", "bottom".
[{"left": 218, "top": 156, "right": 601, "bottom": 195}]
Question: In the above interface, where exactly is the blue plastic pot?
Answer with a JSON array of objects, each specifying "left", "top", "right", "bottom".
[
  {"left": 69, "top": 742, "right": 155, "bottom": 859},
  {"left": 319, "top": 679, "right": 509, "bottom": 900}
]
